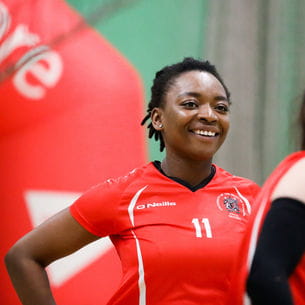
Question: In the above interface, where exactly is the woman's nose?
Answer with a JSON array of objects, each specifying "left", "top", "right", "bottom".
[{"left": 197, "top": 104, "right": 217, "bottom": 122}]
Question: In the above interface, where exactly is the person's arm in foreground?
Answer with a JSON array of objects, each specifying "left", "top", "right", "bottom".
[
  {"left": 5, "top": 208, "right": 99, "bottom": 305},
  {"left": 247, "top": 158, "right": 305, "bottom": 305}
]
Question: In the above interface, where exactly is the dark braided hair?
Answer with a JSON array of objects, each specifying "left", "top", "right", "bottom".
[{"left": 141, "top": 57, "right": 231, "bottom": 152}]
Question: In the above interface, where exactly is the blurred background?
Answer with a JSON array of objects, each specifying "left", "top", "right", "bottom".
[{"left": 1, "top": 0, "right": 305, "bottom": 304}]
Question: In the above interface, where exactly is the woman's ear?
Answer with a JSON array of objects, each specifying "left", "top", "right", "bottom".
[{"left": 151, "top": 108, "right": 164, "bottom": 131}]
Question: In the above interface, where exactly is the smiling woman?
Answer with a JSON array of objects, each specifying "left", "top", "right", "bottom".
[
  {"left": 5, "top": 57, "right": 260, "bottom": 305},
  {"left": 142, "top": 58, "right": 231, "bottom": 186}
]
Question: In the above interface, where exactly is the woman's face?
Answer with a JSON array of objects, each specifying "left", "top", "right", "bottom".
[{"left": 153, "top": 70, "right": 230, "bottom": 161}]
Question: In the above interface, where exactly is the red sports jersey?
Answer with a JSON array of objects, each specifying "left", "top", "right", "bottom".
[
  {"left": 70, "top": 162, "right": 260, "bottom": 305},
  {"left": 227, "top": 151, "right": 305, "bottom": 305}
]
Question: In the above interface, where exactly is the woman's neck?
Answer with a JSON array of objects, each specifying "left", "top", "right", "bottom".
[{"left": 161, "top": 156, "right": 213, "bottom": 187}]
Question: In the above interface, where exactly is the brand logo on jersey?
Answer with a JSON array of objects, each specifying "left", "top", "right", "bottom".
[
  {"left": 136, "top": 201, "right": 176, "bottom": 209},
  {"left": 216, "top": 193, "right": 248, "bottom": 220}
]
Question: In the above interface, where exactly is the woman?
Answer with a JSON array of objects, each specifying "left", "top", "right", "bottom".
[
  {"left": 227, "top": 92, "right": 305, "bottom": 305},
  {"left": 5, "top": 57, "right": 260, "bottom": 305}
]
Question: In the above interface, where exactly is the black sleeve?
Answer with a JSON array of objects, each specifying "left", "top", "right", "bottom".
[{"left": 247, "top": 197, "right": 305, "bottom": 305}]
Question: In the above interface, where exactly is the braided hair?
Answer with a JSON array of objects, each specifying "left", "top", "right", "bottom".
[{"left": 141, "top": 57, "right": 231, "bottom": 152}]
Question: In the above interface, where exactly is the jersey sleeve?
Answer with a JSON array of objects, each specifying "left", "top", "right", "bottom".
[{"left": 69, "top": 180, "right": 123, "bottom": 237}]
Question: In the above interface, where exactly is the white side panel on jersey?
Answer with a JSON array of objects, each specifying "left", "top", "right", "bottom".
[
  {"left": 234, "top": 186, "right": 252, "bottom": 215},
  {"left": 242, "top": 192, "right": 269, "bottom": 304},
  {"left": 24, "top": 190, "right": 113, "bottom": 287},
  {"left": 128, "top": 186, "right": 147, "bottom": 305}
]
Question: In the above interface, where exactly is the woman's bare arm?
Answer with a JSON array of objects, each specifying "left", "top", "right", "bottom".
[
  {"left": 271, "top": 157, "right": 305, "bottom": 202},
  {"left": 5, "top": 207, "right": 99, "bottom": 305}
]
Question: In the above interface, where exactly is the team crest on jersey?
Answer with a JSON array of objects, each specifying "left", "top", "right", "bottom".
[{"left": 216, "top": 193, "right": 250, "bottom": 220}]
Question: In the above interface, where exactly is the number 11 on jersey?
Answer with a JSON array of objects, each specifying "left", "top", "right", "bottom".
[{"left": 192, "top": 218, "right": 212, "bottom": 238}]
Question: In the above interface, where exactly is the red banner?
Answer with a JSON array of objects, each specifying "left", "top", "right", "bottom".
[{"left": 0, "top": 0, "right": 146, "bottom": 304}]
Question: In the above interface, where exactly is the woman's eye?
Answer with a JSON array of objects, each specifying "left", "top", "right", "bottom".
[
  {"left": 183, "top": 101, "right": 197, "bottom": 108},
  {"left": 215, "top": 104, "right": 229, "bottom": 113}
]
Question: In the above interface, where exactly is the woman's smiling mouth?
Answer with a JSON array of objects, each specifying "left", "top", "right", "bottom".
[{"left": 191, "top": 129, "right": 218, "bottom": 137}]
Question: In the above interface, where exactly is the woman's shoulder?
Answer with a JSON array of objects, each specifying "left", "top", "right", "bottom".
[
  {"left": 213, "top": 164, "right": 260, "bottom": 188},
  {"left": 271, "top": 152, "right": 305, "bottom": 203},
  {"left": 92, "top": 162, "right": 154, "bottom": 191},
  {"left": 72, "top": 163, "right": 154, "bottom": 207}
]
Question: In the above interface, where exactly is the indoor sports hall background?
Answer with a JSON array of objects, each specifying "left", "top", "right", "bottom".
[{"left": 1, "top": 0, "right": 305, "bottom": 304}]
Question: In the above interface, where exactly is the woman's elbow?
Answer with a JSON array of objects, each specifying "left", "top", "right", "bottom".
[{"left": 5, "top": 241, "right": 27, "bottom": 271}]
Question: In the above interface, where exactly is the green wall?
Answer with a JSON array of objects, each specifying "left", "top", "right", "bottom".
[{"left": 66, "top": 0, "right": 208, "bottom": 161}]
